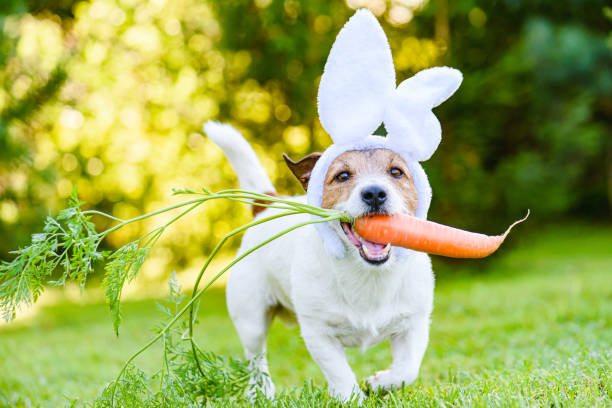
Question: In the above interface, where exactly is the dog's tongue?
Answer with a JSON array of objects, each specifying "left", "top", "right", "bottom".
[
  {"left": 341, "top": 222, "right": 388, "bottom": 255},
  {"left": 359, "top": 237, "right": 387, "bottom": 255}
]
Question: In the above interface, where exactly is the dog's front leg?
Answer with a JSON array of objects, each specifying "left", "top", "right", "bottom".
[
  {"left": 300, "top": 321, "right": 365, "bottom": 403},
  {"left": 367, "top": 315, "right": 430, "bottom": 392}
]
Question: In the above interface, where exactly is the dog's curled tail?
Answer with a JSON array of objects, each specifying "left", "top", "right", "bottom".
[{"left": 203, "top": 121, "right": 276, "bottom": 194}]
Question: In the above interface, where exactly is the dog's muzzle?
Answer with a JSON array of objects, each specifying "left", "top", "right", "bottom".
[{"left": 337, "top": 185, "right": 393, "bottom": 264}]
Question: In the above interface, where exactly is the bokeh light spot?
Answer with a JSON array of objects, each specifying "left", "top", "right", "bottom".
[
  {"left": 188, "top": 34, "right": 211, "bottom": 52},
  {"left": 255, "top": 0, "right": 273, "bottom": 8},
  {"left": 389, "top": 5, "right": 413, "bottom": 25},
  {"left": 59, "top": 108, "right": 85, "bottom": 129},
  {"left": 57, "top": 179, "right": 73, "bottom": 198},
  {"left": 88, "top": 1, "right": 109, "bottom": 19},
  {"left": 314, "top": 15, "right": 332, "bottom": 34},
  {"left": 283, "top": 126, "right": 310, "bottom": 154},
  {"left": 164, "top": 19, "right": 181, "bottom": 36},
  {"left": 187, "top": 133, "right": 205, "bottom": 150},
  {"left": 346, "top": 0, "right": 386, "bottom": 16},
  {"left": 0, "top": 201, "right": 18, "bottom": 224},
  {"left": 85, "top": 42, "right": 108, "bottom": 64},
  {"left": 123, "top": 25, "right": 161, "bottom": 53},
  {"left": 86, "top": 157, "right": 104, "bottom": 176},
  {"left": 109, "top": 8, "right": 127, "bottom": 26},
  {"left": 275, "top": 104, "right": 292, "bottom": 122},
  {"left": 9, "top": 172, "right": 27, "bottom": 195},
  {"left": 113, "top": 202, "right": 139, "bottom": 221},
  {"left": 395, "top": 36, "right": 441, "bottom": 71},
  {"left": 127, "top": 140, "right": 151, "bottom": 163},
  {"left": 469, "top": 8, "right": 487, "bottom": 28},
  {"left": 120, "top": 107, "right": 141, "bottom": 129},
  {"left": 62, "top": 153, "right": 79, "bottom": 172}
]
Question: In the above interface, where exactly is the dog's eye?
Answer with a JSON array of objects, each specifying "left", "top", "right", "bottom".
[
  {"left": 389, "top": 167, "right": 404, "bottom": 178},
  {"left": 334, "top": 171, "right": 350, "bottom": 182}
]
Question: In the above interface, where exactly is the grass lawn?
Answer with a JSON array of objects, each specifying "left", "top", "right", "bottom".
[{"left": 1, "top": 222, "right": 611, "bottom": 407}]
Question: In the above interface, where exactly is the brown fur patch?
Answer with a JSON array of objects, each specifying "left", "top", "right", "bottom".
[
  {"left": 320, "top": 149, "right": 418, "bottom": 214},
  {"left": 252, "top": 191, "right": 278, "bottom": 216},
  {"left": 283, "top": 152, "right": 322, "bottom": 191}
]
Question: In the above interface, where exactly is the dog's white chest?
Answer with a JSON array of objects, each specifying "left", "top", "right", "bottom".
[
  {"left": 289, "top": 239, "right": 433, "bottom": 350},
  {"left": 330, "top": 309, "right": 413, "bottom": 350}
]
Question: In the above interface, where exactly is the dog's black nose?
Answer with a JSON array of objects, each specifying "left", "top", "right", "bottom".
[{"left": 361, "top": 186, "right": 387, "bottom": 210}]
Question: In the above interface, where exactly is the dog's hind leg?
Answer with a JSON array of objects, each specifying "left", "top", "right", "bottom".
[{"left": 226, "top": 263, "right": 276, "bottom": 399}]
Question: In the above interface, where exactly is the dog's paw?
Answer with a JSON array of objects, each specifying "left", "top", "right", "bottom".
[
  {"left": 247, "top": 372, "right": 275, "bottom": 401},
  {"left": 329, "top": 384, "right": 366, "bottom": 405},
  {"left": 366, "top": 369, "right": 416, "bottom": 392},
  {"left": 246, "top": 384, "right": 275, "bottom": 402}
]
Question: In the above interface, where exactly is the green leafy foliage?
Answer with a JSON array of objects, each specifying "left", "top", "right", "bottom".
[
  {"left": 153, "top": 273, "right": 251, "bottom": 405},
  {"left": 103, "top": 243, "right": 150, "bottom": 336},
  {"left": 92, "top": 365, "right": 152, "bottom": 408},
  {"left": 0, "top": 187, "right": 347, "bottom": 406},
  {"left": 92, "top": 344, "right": 253, "bottom": 408},
  {"left": 0, "top": 189, "right": 102, "bottom": 321},
  {"left": 0, "top": 187, "right": 157, "bottom": 331},
  {"left": 0, "top": 186, "right": 343, "bottom": 334},
  {"left": 92, "top": 273, "right": 252, "bottom": 408}
]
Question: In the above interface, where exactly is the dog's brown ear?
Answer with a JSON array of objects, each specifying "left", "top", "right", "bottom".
[{"left": 283, "top": 152, "right": 322, "bottom": 191}]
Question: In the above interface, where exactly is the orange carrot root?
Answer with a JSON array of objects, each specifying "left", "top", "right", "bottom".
[{"left": 354, "top": 210, "right": 530, "bottom": 258}]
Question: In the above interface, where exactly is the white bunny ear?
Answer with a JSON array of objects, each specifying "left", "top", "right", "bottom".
[
  {"left": 318, "top": 9, "right": 395, "bottom": 145},
  {"left": 398, "top": 66, "right": 463, "bottom": 108},
  {"left": 384, "top": 66, "right": 462, "bottom": 161}
]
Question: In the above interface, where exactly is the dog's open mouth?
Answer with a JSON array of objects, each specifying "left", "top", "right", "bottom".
[{"left": 341, "top": 222, "right": 391, "bottom": 264}]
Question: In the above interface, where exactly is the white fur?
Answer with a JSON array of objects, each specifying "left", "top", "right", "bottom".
[
  {"left": 207, "top": 127, "right": 435, "bottom": 403},
  {"left": 203, "top": 121, "right": 276, "bottom": 194}
]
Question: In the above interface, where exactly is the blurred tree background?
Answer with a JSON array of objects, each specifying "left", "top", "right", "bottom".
[{"left": 0, "top": 0, "right": 610, "bottom": 280}]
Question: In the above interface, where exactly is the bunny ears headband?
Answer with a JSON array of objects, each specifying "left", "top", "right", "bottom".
[
  {"left": 307, "top": 9, "right": 464, "bottom": 258},
  {"left": 318, "top": 9, "right": 462, "bottom": 161}
]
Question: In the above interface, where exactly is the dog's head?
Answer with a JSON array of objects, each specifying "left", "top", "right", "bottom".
[
  {"left": 285, "top": 148, "right": 418, "bottom": 265},
  {"left": 281, "top": 10, "right": 462, "bottom": 263}
]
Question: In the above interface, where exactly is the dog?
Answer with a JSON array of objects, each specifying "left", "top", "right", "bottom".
[
  {"left": 205, "top": 123, "right": 433, "bottom": 403},
  {"left": 203, "top": 9, "right": 463, "bottom": 403}
]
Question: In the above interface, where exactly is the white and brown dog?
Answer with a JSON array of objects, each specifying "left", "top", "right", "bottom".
[{"left": 204, "top": 9, "right": 462, "bottom": 403}]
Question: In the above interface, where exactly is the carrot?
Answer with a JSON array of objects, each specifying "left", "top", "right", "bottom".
[{"left": 353, "top": 211, "right": 530, "bottom": 258}]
